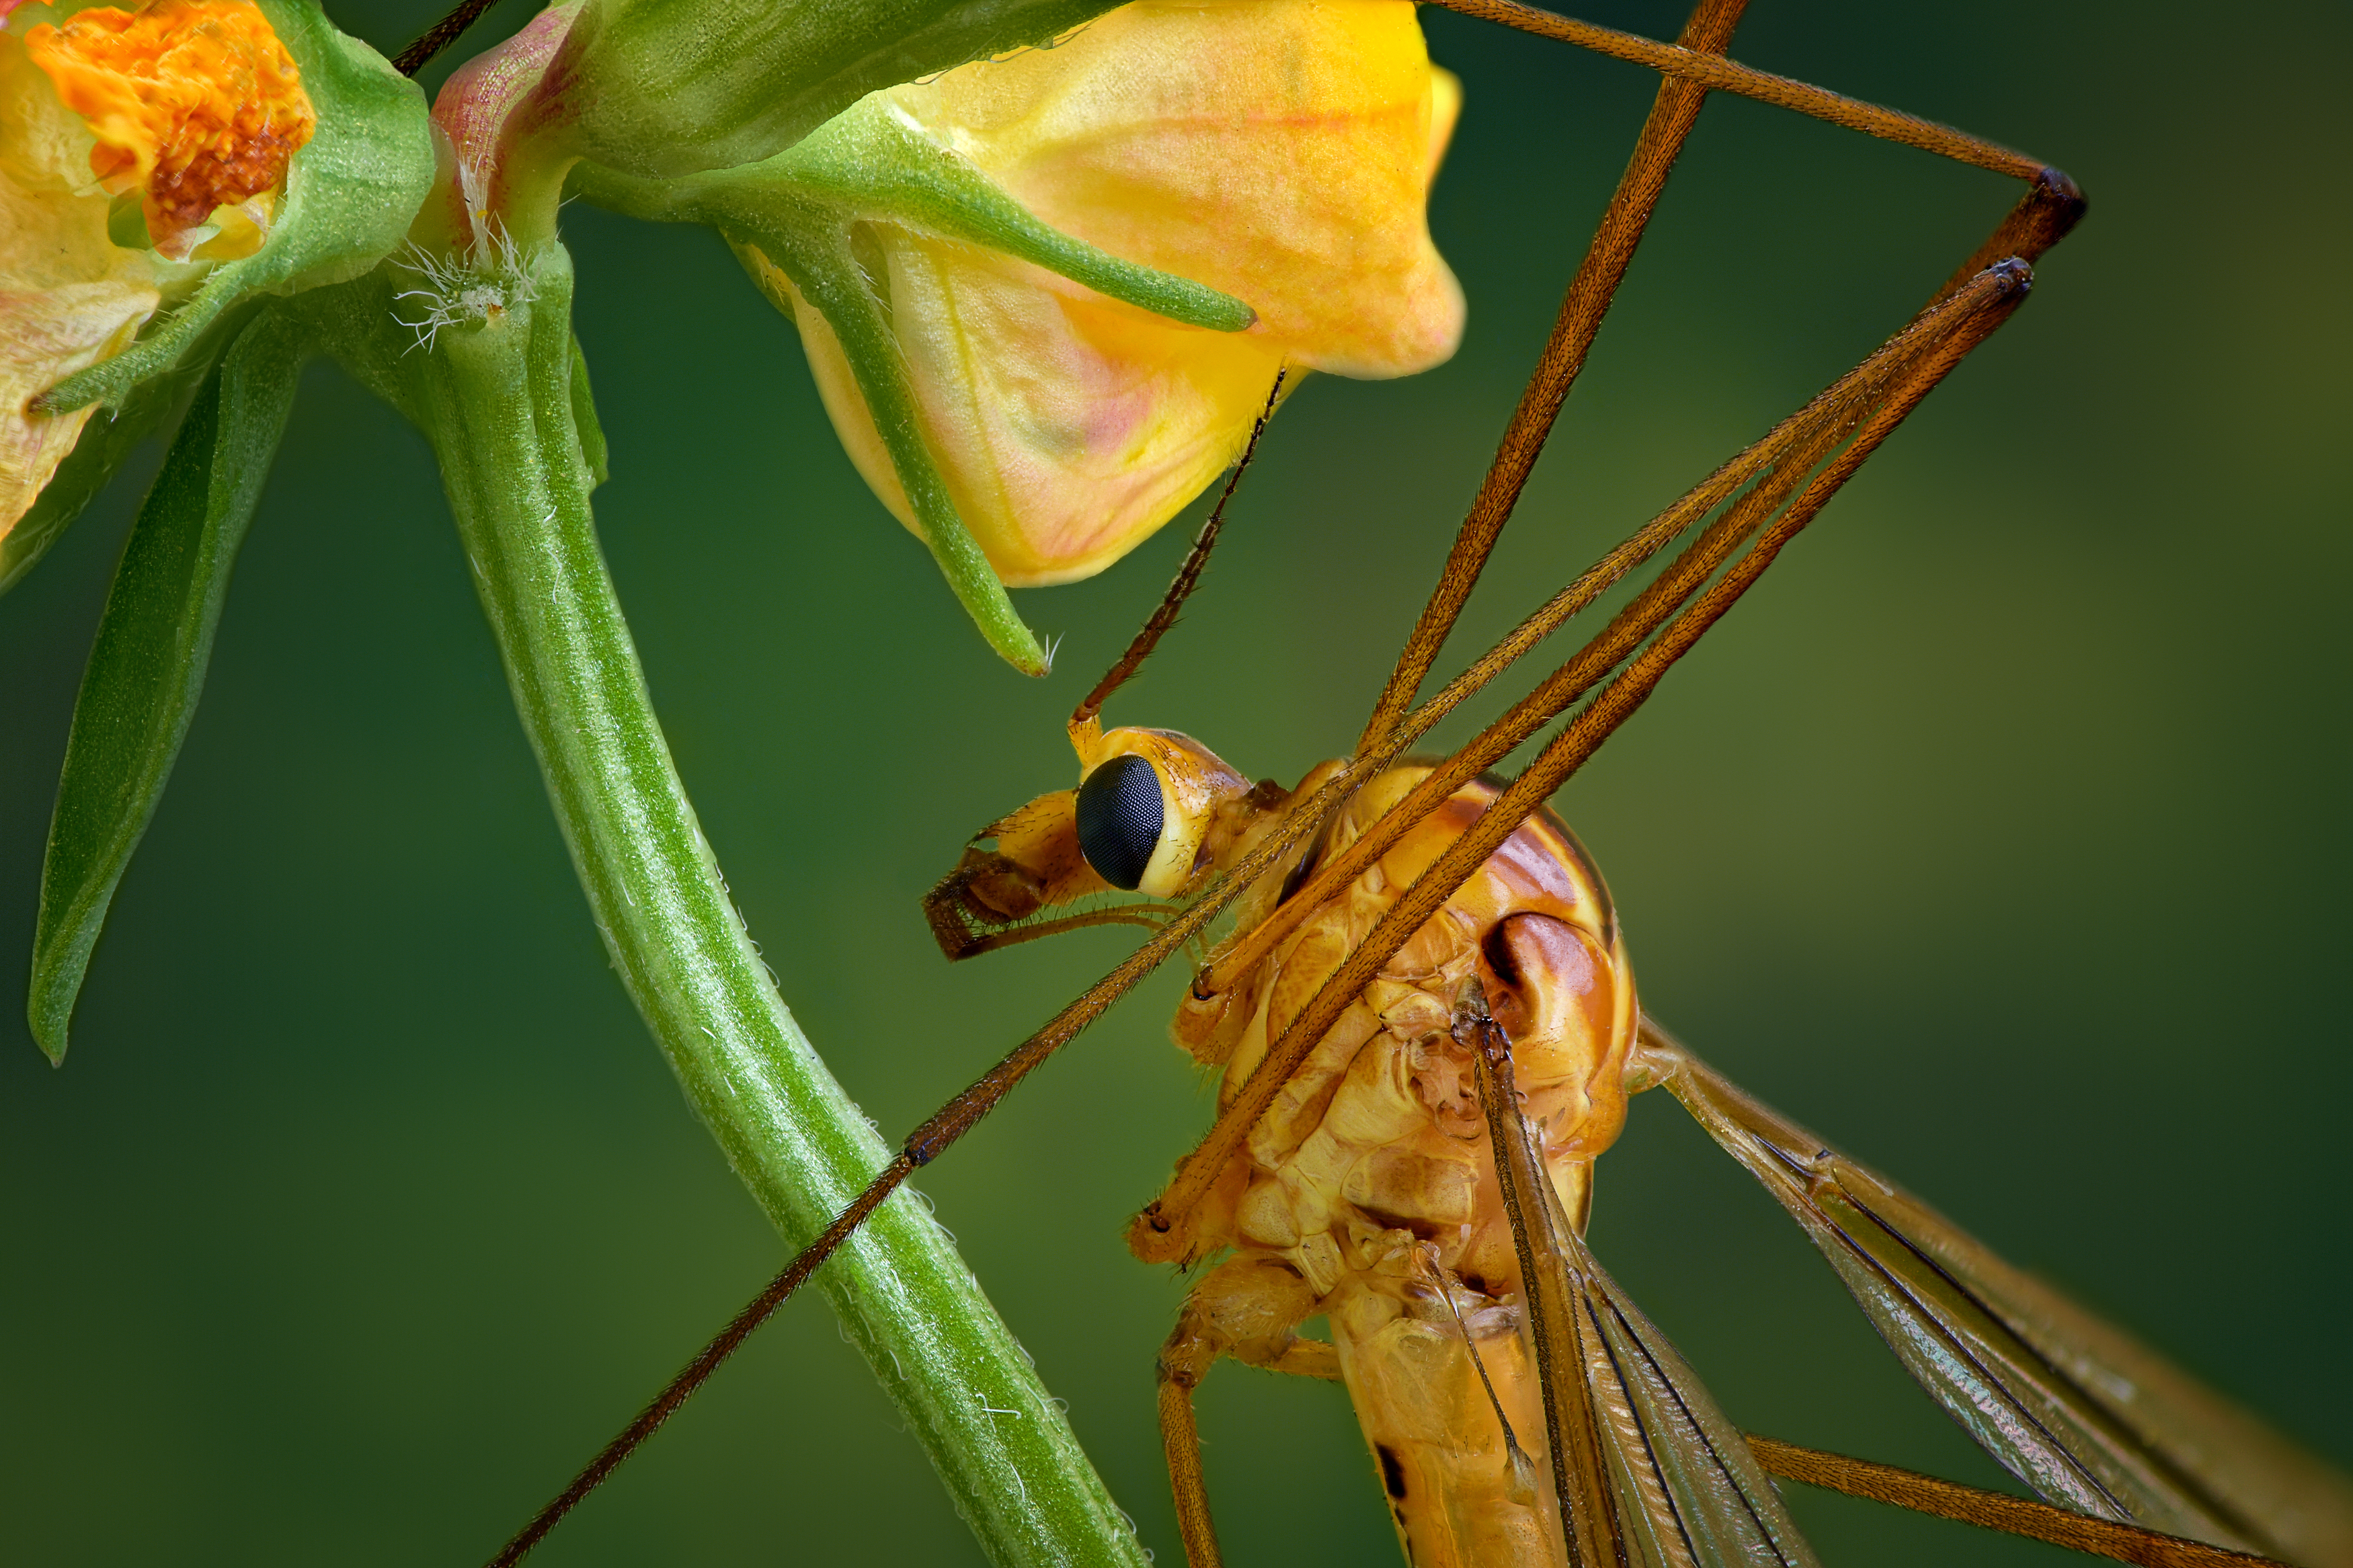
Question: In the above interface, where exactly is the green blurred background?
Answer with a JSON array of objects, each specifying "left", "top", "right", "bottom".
[{"left": 3, "top": 1, "right": 2347, "bottom": 1561}]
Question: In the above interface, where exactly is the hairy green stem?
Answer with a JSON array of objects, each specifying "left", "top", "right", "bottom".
[{"left": 406, "top": 244, "right": 1146, "bottom": 1566}]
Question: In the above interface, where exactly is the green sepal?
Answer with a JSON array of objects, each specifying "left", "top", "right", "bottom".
[
  {"left": 764, "top": 97, "right": 1252, "bottom": 332},
  {"left": 570, "top": 335, "right": 609, "bottom": 487},
  {"left": 36, "top": 0, "right": 430, "bottom": 417},
  {"left": 574, "top": 93, "right": 1256, "bottom": 672},
  {"left": 0, "top": 338, "right": 219, "bottom": 596},
  {"left": 30, "top": 308, "right": 305, "bottom": 1063},
  {"left": 554, "top": 0, "right": 1125, "bottom": 180},
  {"left": 777, "top": 233, "right": 1050, "bottom": 674}
]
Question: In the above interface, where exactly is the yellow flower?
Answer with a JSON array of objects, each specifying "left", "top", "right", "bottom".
[
  {"left": 784, "top": 0, "right": 1463, "bottom": 588},
  {"left": 1, "top": 0, "right": 313, "bottom": 551},
  {"left": 27, "top": 0, "right": 313, "bottom": 256}
]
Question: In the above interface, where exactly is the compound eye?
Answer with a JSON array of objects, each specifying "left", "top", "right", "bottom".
[{"left": 1074, "top": 753, "right": 1165, "bottom": 891}]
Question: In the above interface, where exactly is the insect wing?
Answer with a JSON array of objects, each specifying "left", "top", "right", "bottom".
[
  {"left": 1476, "top": 1003, "right": 1818, "bottom": 1568},
  {"left": 1650, "top": 1030, "right": 2353, "bottom": 1567},
  {"left": 1572, "top": 1232, "right": 1824, "bottom": 1568}
]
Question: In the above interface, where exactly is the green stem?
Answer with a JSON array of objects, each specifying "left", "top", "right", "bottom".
[{"left": 407, "top": 243, "right": 1146, "bottom": 1567}]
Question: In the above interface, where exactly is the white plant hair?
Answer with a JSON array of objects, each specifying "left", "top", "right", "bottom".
[{"left": 392, "top": 223, "right": 542, "bottom": 354}]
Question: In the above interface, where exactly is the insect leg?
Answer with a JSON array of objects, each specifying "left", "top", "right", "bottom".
[
  {"left": 484, "top": 1159, "right": 912, "bottom": 1565},
  {"left": 1154, "top": 1257, "right": 1328, "bottom": 1568},
  {"left": 1191, "top": 273, "right": 1959, "bottom": 1007},
  {"left": 392, "top": 0, "right": 502, "bottom": 76},
  {"left": 1748, "top": 1440, "right": 2288, "bottom": 1568},
  {"left": 1431, "top": 0, "right": 2047, "bottom": 182},
  {"left": 1367, "top": 0, "right": 2088, "bottom": 757},
  {"left": 1359, "top": 0, "right": 1751, "bottom": 753}
]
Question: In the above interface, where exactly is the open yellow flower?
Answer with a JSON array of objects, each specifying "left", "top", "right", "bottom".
[
  {"left": 1, "top": 0, "right": 313, "bottom": 556},
  {"left": 785, "top": 0, "right": 1464, "bottom": 588}
]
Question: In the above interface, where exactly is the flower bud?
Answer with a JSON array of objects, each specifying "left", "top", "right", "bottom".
[
  {"left": 786, "top": 0, "right": 1462, "bottom": 587},
  {"left": 567, "top": 0, "right": 1459, "bottom": 663}
]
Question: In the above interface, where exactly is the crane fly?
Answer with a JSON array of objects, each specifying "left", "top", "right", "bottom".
[{"left": 483, "top": 0, "right": 2353, "bottom": 1564}]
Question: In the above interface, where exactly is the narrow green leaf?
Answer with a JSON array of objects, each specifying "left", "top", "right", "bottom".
[
  {"left": 30, "top": 310, "right": 304, "bottom": 1063},
  {"left": 36, "top": 0, "right": 430, "bottom": 416}
]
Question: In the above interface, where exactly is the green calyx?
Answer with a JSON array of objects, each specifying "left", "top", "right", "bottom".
[
  {"left": 551, "top": 0, "right": 1124, "bottom": 180},
  {"left": 35, "top": 0, "right": 433, "bottom": 419},
  {"left": 574, "top": 93, "right": 1254, "bottom": 673}
]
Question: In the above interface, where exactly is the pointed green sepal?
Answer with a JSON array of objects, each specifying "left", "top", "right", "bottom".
[
  {"left": 36, "top": 0, "right": 430, "bottom": 418},
  {"left": 573, "top": 93, "right": 1257, "bottom": 673},
  {"left": 776, "top": 96, "right": 1253, "bottom": 332},
  {"left": 30, "top": 308, "right": 304, "bottom": 1063},
  {"left": 0, "top": 343, "right": 217, "bottom": 596},
  {"left": 569, "top": 334, "right": 609, "bottom": 487},
  {"left": 772, "top": 235, "right": 1049, "bottom": 674}
]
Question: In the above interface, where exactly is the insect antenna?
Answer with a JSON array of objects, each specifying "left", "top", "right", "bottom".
[{"left": 1069, "top": 368, "right": 1286, "bottom": 745}]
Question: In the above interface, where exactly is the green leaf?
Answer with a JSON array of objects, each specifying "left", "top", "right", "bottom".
[
  {"left": 36, "top": 0, "right": 431, "bottom": 417},
  {"left": 30, "top": 309, "right": 304, "bottom": 1063}
]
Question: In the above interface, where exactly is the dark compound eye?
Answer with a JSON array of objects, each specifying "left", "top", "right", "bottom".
[{"left": 1074, "top": 753, "right": 1165, "bottom": 891}]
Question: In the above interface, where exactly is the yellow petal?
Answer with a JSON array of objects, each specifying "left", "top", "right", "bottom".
[
  {"left": 763, "top": 231, "right": 1289, "bottom": 588},
  {"left": 889, "top": 0, "right": 1464, "bottom": 380},
  {"left": 1, "top": 278, "right": 159, "bottom": 534},
  {"left": 0, "top": 28, "right": 158, "bottom": 543},
  {"left": 1427, "top": 65, "right": 1462, "bottom": 185}
]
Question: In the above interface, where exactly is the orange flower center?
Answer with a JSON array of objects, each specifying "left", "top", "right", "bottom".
[{"left": 26, "top": 0, "right": 315, "bottom": 251}]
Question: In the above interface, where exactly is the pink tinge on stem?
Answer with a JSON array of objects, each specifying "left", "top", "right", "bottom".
[{"left": 428, "top": 0, "right": 580, "bottom": 248}]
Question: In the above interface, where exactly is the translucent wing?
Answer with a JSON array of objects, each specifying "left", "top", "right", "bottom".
[
  {"left": 1467, "top": 995, "right": 1820, "bottom": 1568},
  {"left": 1641, "top": 1018, "right": 2353, "bottom": 1568},
  {"left": 1577, "top": 1232, "right": 1824, "bottom": 1568}
]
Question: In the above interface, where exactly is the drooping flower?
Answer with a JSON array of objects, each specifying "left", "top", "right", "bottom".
[
  {"left": 1, "top": 0, "right": 316, "bottom": 565},
  {"left": 779, "top": 0, "right": 1463, "bottom": 588}
]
